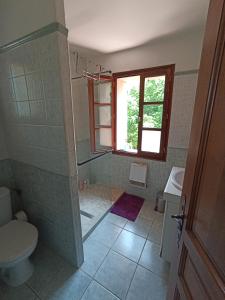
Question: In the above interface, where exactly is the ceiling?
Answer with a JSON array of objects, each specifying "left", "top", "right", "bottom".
[{"left": 64, "top": 0, "right": 209, "bottom": 53}]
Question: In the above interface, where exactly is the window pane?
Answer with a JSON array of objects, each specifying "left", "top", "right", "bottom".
[
  {"left": 116, "top": 76, "right": 140, "bottom": 152},
  {"left": 144, "top": 76, "right": 165, "bottom": 102},
  {"left": 95, "top": 128, "right": 112, "bottom": 150},
  {"left": 141, "top": 130, "right": 161, "bottom": 153},
  {"left": 143, "top": 104, "right": 163, "bottom": 128},
  {"left": 95, "top": 106, "right": 111, "bottom": 126},
  {"left": 94, "top": 81, "right": 111, "bottom": 103}
]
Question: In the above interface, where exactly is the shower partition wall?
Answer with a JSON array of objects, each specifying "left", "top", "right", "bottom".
[
  {"left": 78, "top": 155, "right": 124, "bottom": 239},
  {"left": 71, "top": 52, "right": 123, "bottom": 239}
]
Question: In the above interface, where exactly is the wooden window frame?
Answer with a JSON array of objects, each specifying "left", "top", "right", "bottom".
[
  {"left": 88, "top": 65, "right": 174, "bottom": 160},
  {"left": 112, "top": 64, "right": 175, "bottom": 161},
  {"left": 88, "top": 75, "right": 115, "bottom": 153}
]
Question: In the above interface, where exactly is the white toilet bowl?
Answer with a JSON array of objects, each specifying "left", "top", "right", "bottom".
[{"left": 0, "top": 220, "right": 38, "bottom": 286}]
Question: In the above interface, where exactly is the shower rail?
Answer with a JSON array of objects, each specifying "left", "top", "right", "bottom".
[{"left": 77, "top": 150, "right": 111, "bottom": 166}]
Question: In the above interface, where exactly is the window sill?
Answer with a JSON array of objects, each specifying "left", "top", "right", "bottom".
[{"left": 112, "top": 150, "right": 167, "bottom": 161}]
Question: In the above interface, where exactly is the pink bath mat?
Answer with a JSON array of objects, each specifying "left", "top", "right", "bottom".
[{"left": 110, "top": 193, "right": 144, "bottom": 221}]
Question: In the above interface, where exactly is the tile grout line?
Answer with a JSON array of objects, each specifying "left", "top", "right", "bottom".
[
  {"left": 25, "top": 282, "right": 42, "bottom": 300},
  {"left": 81, "top": 242, "right": 111, "bottom": 278},
  {"left": 124, "top": 237, "right": 149, "bottom": 299},
  {"left": 82, "top": 214, "right": 137, "bottom": 299},
  {"left": 78, "top": 277, "right": 92, "bottom": 300},
  {"left": 92, "top": 279, "right": 122, "bottom": 300},
  {"left": 81, "top": 239, "right": 124, "bottom": 299},
  {"left": 80, "top": 209, "right": 165, "bottom": 299}
]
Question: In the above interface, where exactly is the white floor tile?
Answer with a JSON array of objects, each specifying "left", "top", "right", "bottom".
[
  {"left": 139, "top": 240, "right": 170, "bottom": 280},
  {"left": 95, "top": 251, "right": 137, "bottom": 299},
  {"left": 125, "top": 217, "right": 152, "bottom": 238},
  {"left": 103, "top": 212, "right": 128, "bottom": 228},
  {"left": 90, "top": 221, "right": 122, "bottom": 248},
  {"left": 81, "top": 281, "right": 119, "bottom": 300},
  {"left": 126, "top": 265, "right": 167, "bottom": 300},
  {"left": 112, "top": 230, "right": 146, "bottom": 262},
  {"left": 82, "top": 238, "right": 110, "bottom": 276}
]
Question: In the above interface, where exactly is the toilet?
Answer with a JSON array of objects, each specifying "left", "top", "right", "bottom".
[{"left": 0, "top": 187, "right": 38, "bottom": 287}]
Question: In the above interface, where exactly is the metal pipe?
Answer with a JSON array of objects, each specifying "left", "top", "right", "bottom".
[{"left": 71, "top": 70, "right": 112, "bottom": 80}]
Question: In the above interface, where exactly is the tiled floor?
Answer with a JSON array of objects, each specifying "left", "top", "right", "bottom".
[
  {"left": 0, "top": 200, "right": 169, "bottom": 300},
  {"left": 79, "top": 184, "right": 124, "bottom": 238}
]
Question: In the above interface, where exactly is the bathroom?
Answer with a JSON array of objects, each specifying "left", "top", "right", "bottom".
[
  {"left": 1, "top": 0, "right": 224, "bottom": 299},
  {"left": 71, "top": 44, "right": 197, "bottom": 240}
]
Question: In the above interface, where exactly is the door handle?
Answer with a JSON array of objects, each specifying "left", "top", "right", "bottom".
[
  {"left": 171, "top": 214, "right": 185, "bottom": 248},
  {"left": 171, "top": 214, "right": 184, "bottom": 220}
]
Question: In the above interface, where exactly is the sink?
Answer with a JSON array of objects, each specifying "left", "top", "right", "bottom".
[{"left": 171, "top": 169, "right": 185, "bottom": 191}]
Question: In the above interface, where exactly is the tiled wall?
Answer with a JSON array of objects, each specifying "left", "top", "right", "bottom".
[
  {"left": 0, "top": 33, "right": 68, "bottom": 175},
  {"left": 169, "top": 73, "right": 198, "bottom": 149},
  {"left": 0, "top": 159, "right": 21, "bottom": 212},
  {"left": 76, "top": 139, "right": 91, "bottom": 184},
  {"left": 90, "top": 148, "right": 187, "bottom": 200},
  {"left": 0, "top": 30, "right": 82, "bottom": 266},
  {"left": 0, "top": 120, "right": 8, "bottom": 160},
  {"left": 11, "top": 160, "right": 77, "bottom": 261},
  {"left": 89, "top": 72, "right": 197, "bottom": 201},
  {"left": 70, "top": 50, "right": 198, "bottom": 201}
]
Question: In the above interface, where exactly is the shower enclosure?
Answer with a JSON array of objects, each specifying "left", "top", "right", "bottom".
[{"left": 71, "top": 52, "right": 123, "bottom": 239}]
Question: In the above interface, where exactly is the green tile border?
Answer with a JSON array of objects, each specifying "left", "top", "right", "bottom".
[{"left": 0, "top": 22, "right": 68, "bottom": 53}]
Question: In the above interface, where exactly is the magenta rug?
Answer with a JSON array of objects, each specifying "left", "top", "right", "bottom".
[{"left": 110, "top": 193, "right": 144, "bottom": 221}]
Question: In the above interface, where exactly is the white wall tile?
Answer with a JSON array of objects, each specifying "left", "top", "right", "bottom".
[
  {"left": 42, "top": 69, "right": 62, "bottom": 99},
  {"left": 0, "top": 78, "right": 15, "bottom": 99},
  {"left": 10, "top": 47, "right": 25, "bottom": 77},
  {"left": 23, "top": 41, "right": 41, "bottom": 73},
  {"left": 169, "top": 73, "right": 198, "bottom": 148},
  {"left": 29, "top": 100, "right": 46, "bottom": 124},
  {"left": 13, "top": 76, "right": 28, "bottom": 100},
  {"left": 45, "top": 99, "right": 64, "bottom": 125},
  {"left": 26, "top": 72, "right": 44, "bottom": 100},
  {"left": 0, "top": 30, "right": 81, "bottom": 266},
  {"left": 0, "top": 32, "right": 72, "bottom": 175},
  {"left": 17, "top": 101, "right": 31, "bottom": 122}
]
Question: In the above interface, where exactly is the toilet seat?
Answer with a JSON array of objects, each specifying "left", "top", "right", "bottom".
[{"left": 0, "top": 220, "right": 38, "bottom": 268}]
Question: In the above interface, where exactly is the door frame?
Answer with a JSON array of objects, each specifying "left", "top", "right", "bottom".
[{"left": 167, "top": 0, "right": 225, "bottom": 298}]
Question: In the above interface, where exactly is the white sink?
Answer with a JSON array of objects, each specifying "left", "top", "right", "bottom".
[{"left": 171, "top": 169, "right": 185, "bottom": 191}]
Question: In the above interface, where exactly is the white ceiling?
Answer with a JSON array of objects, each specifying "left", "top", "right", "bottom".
[{"left": 64, "top": 0, "right": 209, "bottom": 53}]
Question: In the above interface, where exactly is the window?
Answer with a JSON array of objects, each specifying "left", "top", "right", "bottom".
[
  {"left": 88, "top": 65, "right": 174, "bottom": 160},
  {"left": 88, "top": 75, "right": 114, "bottom": 153}
]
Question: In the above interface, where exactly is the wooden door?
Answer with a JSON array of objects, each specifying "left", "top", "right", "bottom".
[{"left": 167, "top": 0, "right": 225, "bottom": 299}]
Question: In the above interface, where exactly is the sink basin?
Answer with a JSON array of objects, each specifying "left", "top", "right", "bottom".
[{"left": 171, "top": 169, "right": 185, "bottom": 191}]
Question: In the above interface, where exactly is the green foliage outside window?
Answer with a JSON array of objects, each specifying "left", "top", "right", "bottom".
[{"left": 127, "top": 78, "right": 165, "bottom": 149}]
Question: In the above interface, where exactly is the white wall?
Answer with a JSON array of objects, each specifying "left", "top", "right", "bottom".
[
  {"left": 92, "top": 28, "right": 203, "bottom": 150},
  {"left": 0, "top": 0, "right": 65, "bottom": 46},
  {"left": 95, "top": 28, "right": 204, "bottom": 73},
  {"left": 69, "top": 27, "right": 202, "bottom": 150}
]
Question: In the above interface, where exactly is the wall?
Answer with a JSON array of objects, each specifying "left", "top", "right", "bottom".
[
  {"left": 69, "top": 27, "right": 202, "bottom": 200},
  {"left": 69, "top": 46, "right": 92, "bottom": 183},
  {"left": 169, "top": 72, "right": 198, "bottom": 148},
  {"left": 0, "top": 3, "right": 83, "bottom": 266},
  {"left": 95, "top": 28, "right": 204, "bottom": 73},
  {"left": 90, "top": 72, "right": 197, "bottom": 200},
  {"left": 0, "top": 119, "right": 8, "bottom": 160},
  {"left": 89, "top": 28, "right": 202, "bottom": 201},
  {"left": 0, "top": 0, "right": 65, "bottom": 47},
  {"left": 0, "top": 108, "right": 17, "bottom": 209}
]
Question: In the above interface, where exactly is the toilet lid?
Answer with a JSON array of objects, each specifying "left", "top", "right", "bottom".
[{"left": 0, "top": 220, "right": 38, "bottom": 265}]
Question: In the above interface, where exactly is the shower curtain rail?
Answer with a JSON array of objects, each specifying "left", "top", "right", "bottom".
[
  {"left": 72, "top": 70, "right": 112, "bottom": 80},
  {"left": 77, "top": 150, "right": 111, "bottom": 166}
]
